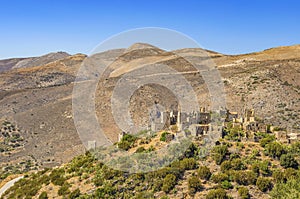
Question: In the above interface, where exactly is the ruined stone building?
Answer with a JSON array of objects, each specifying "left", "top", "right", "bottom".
[
  {"left": 149, "top": 104, "right": 212, "bottom": 136},
  {"left": 148, "top": 104, "right": 300, "bottom": 144}
]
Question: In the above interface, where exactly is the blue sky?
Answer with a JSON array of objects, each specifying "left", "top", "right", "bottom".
[{"left": 0, "top": 0, "right": 299, "bottom": 59}]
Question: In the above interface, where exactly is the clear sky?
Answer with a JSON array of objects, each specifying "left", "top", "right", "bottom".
[{"left": 0, "top": 0, "right": 299, "bottom": 59}]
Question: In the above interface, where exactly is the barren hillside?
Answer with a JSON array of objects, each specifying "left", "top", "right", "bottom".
[{"left": 0, "top": 44, "right": 299, "bottom": 169}]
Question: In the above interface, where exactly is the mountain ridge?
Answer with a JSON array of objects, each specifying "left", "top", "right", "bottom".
[{"left": 1, "top": 44, "right": 299, "bottom": 73}]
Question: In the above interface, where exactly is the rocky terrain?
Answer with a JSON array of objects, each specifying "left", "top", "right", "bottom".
[{"left": 0, "top": 43, "right": 299, "bottom": 171}]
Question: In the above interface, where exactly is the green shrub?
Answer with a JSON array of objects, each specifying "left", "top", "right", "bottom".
[
  {"left": 102, "top": 166, "right": 123, "bottom": 180},
  {"left": 153, "top": 179, "right": 163, "bottom": 192},
  {"left": 180, "top": 158, "right": 197, "bottom": 170},
  {"left": 251, "top": 163, "right": 260, "bottom": 175},
  {"left": 118, "top": 134, "right": 137, "bottom": 150},
  {"left": 94, "top": 185, "right": 117, "bottom": 198},
  {"left": 233, "top": 170, "right": 257, "bottom": 185},
  {"left": 38, "top": 191, "right": 48, "bottom": 199},
  {"left": 183, "top": 143, "right": 199, "bottom": 158},
  {"left": 69, "top": 188, "right": 81, "bottom": 198},
  {"left": 135, "top": 147, "right": 146, "bottom": 153},
  {"left": 229, "top": 153, "right": 240, "bottom": 160},
  {"left": 38, "top": 175, "right": 50, "bottom": 185},
  {"left": 238, "top": 186, "right": 250, "bottom": 199},
  {"left": 252, "top": 160, "right": 270, "bottom": 176},
  {"left": 198, "top": 166, "right": 211, "bottom": 180},
  {"left": 221, "top": 180, "right": 233, "bottom": 189},
  {"left": 162, "top": 174, "right": 177, "bottom": 193},
  {"left": 211, "top": 145, "right": 229, "bottom": 165},
  {"left": 122, "top": 134, "right": 137, "bottom": 142},
  {"left": 224, "top": 127, "right": 244, "bottom": 141},
  {"left": 272, "top": 169, "right": 285, "bottom": 183},
  {"left": 206, "top": 188, "right": 230, "bottom": 199},
  {"left": 231, "top": 158, "right": 246, "bottom": 170},
  {"left": 117, "top": 141, "right": 132, "bottom": 151},
  {"left": 259, "top": 160, "right": 271, "bottom": 176},
  {"left": 92, "top": 173, "right": 103, "bottom": 186},
  {"left": 259, "top": 135, "right": 275, "bottom": 147},
  {"left": 270, "top": 178, "right": 300, "bottom": 199},
  {"left": 188, "top": 176, "right": 202, "bottom": 195},
  {"left": 250, "top": 149, "right": 260, "bottom": 158},
  {"left": 49, "top": 168, "right": 66, "bottom": 186},
  {"left": 160, "top": 131, "right": 170, "bottom": 142},
  {"left": 211, "top": 173, "right": 229, "bottom": 183},
  {"left": 289, "top": 141, "right": 300, "bottom": 155},
  {"left": 135, "top": 191, "right": 154, "bottom": 199},
  {"left": 284, "top": 168, "right": 298, "bottom": 180},
  {"left": 280, "top": 153, "right": 299, "bottom": 169},
  {"left": 256, "top": 177, "right": 272, "bottom": 192},
  {"left": 58, "top": 183, "right": 71, "bottom": 196},
  {"left": 147, "top": 145, "right": 155, "bottom": 152},
  {"left": 67, "top": 153, "right": 95, "bottom": 173},
  {"left": 220, "top": 160, "right": 232, "bottom": 172},
  {"left": 265, "top": 142, "right": 286, "bottom": 159}
]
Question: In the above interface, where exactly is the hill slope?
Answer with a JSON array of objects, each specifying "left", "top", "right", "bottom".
[
  {"left": 0, "top": 52, "right": 70, "bottom": 73},
  {"left": 0, "top": 44, "right": 299, "bottom": 172}
]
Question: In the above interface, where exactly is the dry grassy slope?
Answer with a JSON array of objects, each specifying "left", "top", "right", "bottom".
[
  {"left": 0, "top": 44, "right": 299, "bottom": 168},
  {"left": 0, "top": 54, "right": 87, "bottom": 167},
  {"left": 217, "top": 45, "right": 300, "bottom": 129},
  {"left": 96, "top": 44, "right": 300, "bottom": 141},
  {"left": 0, "top": 52, "right": 70, "bottom": 73}
]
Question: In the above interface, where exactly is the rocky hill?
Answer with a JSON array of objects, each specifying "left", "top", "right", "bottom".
[
  {"left": 0, "top": 52, "right": 70, "bottom": 73},
  {"left": 0, "top": 43, "right": 299, "bottom": 174}
]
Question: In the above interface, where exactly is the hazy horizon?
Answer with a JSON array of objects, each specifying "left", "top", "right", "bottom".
[{"left": 2, "top": 42, "right": 300, "bottom": 60}]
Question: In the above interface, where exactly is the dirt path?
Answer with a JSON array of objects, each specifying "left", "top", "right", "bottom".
[{"left": 0, "top": 176, "right": 23, "bottom": 197}]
